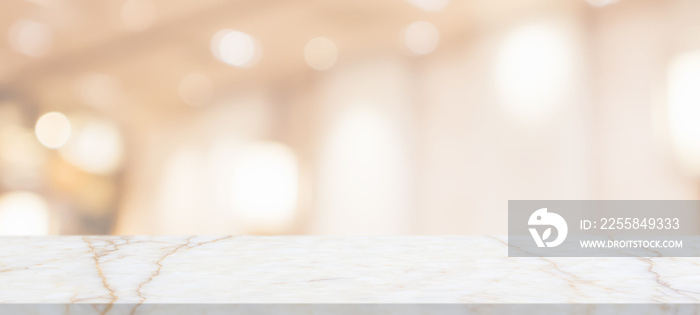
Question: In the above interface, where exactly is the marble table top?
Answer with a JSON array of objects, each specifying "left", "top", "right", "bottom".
[{"left": 1, "top": 236, "right": 700, "bottom": 304}]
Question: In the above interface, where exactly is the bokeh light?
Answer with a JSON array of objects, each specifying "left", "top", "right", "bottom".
[
  {"left": 35, "top": 112, "right": 72, "bottom": 149},
  {"left": 59, "top": 115, "right": 124, "bottom": 174},
  {"left": 316, "top": 106, "right": 410, "bottom": 234},
  {"left": 495, "top": 22, "right": 572, "bottom": 122},
  {"left": 0, "top": 191, "right": 50, "bottom": 235},
  {"left": 667, "top": 49, "right": 700, "bottom": 176},
  {"left": 211, "top": 29, "right": 260, "bottom": 67},
  {"left": 304, "top": 37, "right": 338, "bottom": 71},
  {"left": 8, "top": 19, "right": 52, "bottom": 57},
  {"left": 179, "top": 73, "right": 213, "bottom": 106},
  {"left": 231, "top": 142, "right": 298, "bottom": 233},
  {"left": 402, "top": 21, "right": 439, "bottom": 56}
]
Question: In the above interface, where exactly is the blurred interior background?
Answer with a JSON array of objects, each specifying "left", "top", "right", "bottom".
[{"left": 1, "top": 0, "right": 700, "bottom": 235}]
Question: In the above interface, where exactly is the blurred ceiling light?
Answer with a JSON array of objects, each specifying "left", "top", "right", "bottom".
[
  {"left": 59, "top": 115, "right": 124, "bottom": 174},
  {"left": 8, "top": 19, "right": 52, "bottom": 57},
  {"left": 402, "top": 21, "right": 439, "bottom": 56},
  {"left": 35, "top": 112, "right": 71, "bottom": 149},
  {"left": 495, "top": 23, "right": 572, "bottom": 123},
  {"left": 231, "top": 142, "right": 298, "bottom": 233},
  {"left": 211, "top": 29, "right": 260, "bottom": 67},
  {"left": 0, "top": 191, "right": 50, "bottom": 235},
  {"left": 121, "top": 0, "right": 156, "bottom": 32},
  {"left": 179, "top": 73, "right": 213, "bottom": 106},
  {"left": 406, "top": 0, "right": 449, "bottom": 11},
  {"left": 667, "top": 50, "right": 700, "bottom": 175},
  {"left": 304, "top": 37, "right": 338, "bottom": 71},
  {"left": 74, "top": 72, "right": 119, "bottom": 108},
  {"left": 587, "top": 0, "right": 619, "bottom": 7}
]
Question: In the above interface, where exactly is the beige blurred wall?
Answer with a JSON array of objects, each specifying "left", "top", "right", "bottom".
[{"left": 3, "top": 0, "right": 700, "bottom": 235}]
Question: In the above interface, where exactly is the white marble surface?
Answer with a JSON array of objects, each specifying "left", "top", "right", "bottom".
[{"left": 1, "top": 236, "right": 700, "bottom": 304}]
